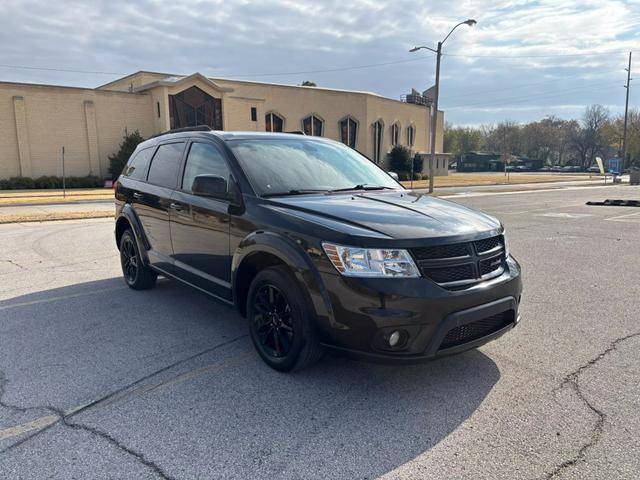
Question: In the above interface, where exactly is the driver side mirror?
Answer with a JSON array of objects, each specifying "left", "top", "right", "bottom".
[
  {"left": 192, "top": 174, "right": 228, "bottom": 200},
  {"left": 388, "top": 171, "right": 399, "bottom": 181}
]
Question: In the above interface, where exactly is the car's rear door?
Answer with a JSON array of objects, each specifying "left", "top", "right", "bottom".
[
  {"left": 135, "top": 140, "right": 186, "bottom": 274},
  {"left": 169, "top": 139, "right": 232, "bottom": 301}
]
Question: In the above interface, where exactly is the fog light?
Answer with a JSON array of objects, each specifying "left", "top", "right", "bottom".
[{"left": 388, "top": 330, "right": 401, "bottom": 347}]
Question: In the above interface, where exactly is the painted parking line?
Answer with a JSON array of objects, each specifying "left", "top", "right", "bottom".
[
  {"left": 535, "top": 213, "right": 593, "bottom": 219},
  {"left": 0, "top": 353, "right": 252, "bottom": 442},
  {"left": 605, "top": 211, "right": 640, "bottom": 223},
  {"left": 0, "top": 286, "right": 127, "bottom": 312}
]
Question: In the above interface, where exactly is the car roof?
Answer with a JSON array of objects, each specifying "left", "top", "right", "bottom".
[{"left": 138, "top": 130, "right": 333, "bottom": 148}]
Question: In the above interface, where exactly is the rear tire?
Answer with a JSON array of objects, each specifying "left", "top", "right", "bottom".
[
  {"left": 119, "top": 229, "right": 157, "bottom": 290},
  {"left": 247, "top": 266, "right": 323, "bottom": 372}
]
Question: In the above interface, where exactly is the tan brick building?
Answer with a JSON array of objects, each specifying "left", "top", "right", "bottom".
[{"left": 0, "top": 71, "right": 445, "bottom": 180}]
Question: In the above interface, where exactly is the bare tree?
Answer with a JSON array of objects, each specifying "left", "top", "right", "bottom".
[{"left": 572, "top": 105, "right": 610, "bottom": 168}]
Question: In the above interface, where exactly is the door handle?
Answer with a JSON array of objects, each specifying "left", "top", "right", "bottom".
[
  {"left": 133, "top": 192, "right": 144, "bottom": 200},
  {"left": 169, "top": 202, "right": 183, "bottom": 212}
]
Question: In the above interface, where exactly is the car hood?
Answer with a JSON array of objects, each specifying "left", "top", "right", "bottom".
[{"left": 266, "top": 191, "right": 501, "bottom": 240}]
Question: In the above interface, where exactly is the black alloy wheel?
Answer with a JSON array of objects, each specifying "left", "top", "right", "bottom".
[
  {"left": 247, "top": 266, "right": 323, "bottom": 371},
  {"left": 121, "top": 235, "right": 139, "bottom": 284},
  {"left": 119, "top": 229, "right": 157, "bottom": 290},
  {"left": 252, "top": 284, "right": 295, "bottom": 358}
]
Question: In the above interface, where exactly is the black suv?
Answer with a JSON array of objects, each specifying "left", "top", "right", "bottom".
[{"left": 115, "top": 127, "right": 522, "bottom": 371}]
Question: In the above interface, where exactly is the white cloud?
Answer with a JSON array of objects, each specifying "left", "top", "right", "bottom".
[{"left": 0, "top": 0, "right": 637, "bottom": 124}]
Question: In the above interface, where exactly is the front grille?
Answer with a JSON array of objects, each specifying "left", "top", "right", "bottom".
[
  {"left": 439, "top": 311, "right": 514, "bottom": 350},
  {"left": 412, "top": 243, "right": 470, "bottom": 260},
  {"left": 411, "top": 234, "right": 505, "bottom": 290},
  {"left": 422, "top": 264, "right": 474, "bottom": 284},
  {"left": 475, "top": 235, "right": 504, "bottom": 254},
  {"left": 480, "top": 256, "right": 504, "bottom": 276}
]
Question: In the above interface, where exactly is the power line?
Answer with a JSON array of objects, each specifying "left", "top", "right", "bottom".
[
  {"left": 0, "top": 55, "right": 436, "bottom": 79},
  {"left": 444, "top": 49, "right": 632, "bottom": 59},
  {"left": 0, "top": 64, "right": 128, "bottom": 76},
  {"left": 445, "top": 80, "right": 621, "bottom": 110},
  {"left": 443, "top": 73, "right": 608, "bottom": 101}
]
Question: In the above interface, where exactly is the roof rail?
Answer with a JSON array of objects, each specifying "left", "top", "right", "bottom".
[{"left": 151, "top": 125, "right": 212, "bottom": 139}]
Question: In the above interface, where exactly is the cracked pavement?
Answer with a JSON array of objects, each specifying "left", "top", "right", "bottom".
[{"left": 0, "top": 184, "right": 639, "bottom": 479}]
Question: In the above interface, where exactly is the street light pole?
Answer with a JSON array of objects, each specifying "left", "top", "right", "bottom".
[
  {"left": 428, "top": 41, "right": 442, "bottom": 194},
  {"left": 410, "top": 19, "right": 476, "bottom": 193},
  {"left": 622, "top": 51, "right": 632, "bottom": 169}
]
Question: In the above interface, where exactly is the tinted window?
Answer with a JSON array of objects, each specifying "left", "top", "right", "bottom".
[
  {"left": 123, "top": 148, "right": 154, "bottom": 180},
  {"left": 182, "top": 142, "right": 230, "bottom": 193},
  {"left": 229, "top": 139, "right": 399, "bottom": 196},
  {"left": 147, "top": 142, "right": 184, "bottom": 188}
]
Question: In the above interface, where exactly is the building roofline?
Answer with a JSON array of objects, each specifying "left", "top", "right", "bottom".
[
  {"left": 93, "top": 70, "right": 430, "bottom": 107},
  {"left": 95, "top": 70, "right": 179, "bottom": 89},
  {"left": 0, "top": 79, "right": 147, "bottom": 95}
]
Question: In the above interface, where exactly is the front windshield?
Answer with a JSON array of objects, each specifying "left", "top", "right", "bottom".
[{"left": 229, "top": 138, "right": 401, "bottom": 196}]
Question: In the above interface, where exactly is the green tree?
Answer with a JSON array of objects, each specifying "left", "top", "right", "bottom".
[
  {"left": 301, "top": 80, "right": 317, "bottom": 87},
  {"left": 108, "top": 130, "right": 145, "bottom": 180}
]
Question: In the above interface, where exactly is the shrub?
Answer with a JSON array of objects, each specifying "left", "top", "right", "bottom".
[
  {"left": 397, "top": 171, "right": 410, "bottom": 181},
  {"left": 387, "top": 145, "right": 412, "bottom": 172},
  {"left": 0, "top": 176, "right": 34, "bottom": 190},
  {"left": 413, "top": 172, "right": 423, "bottom": 181},
  {"left": 0, "top": 175, "right": 104, "bottom": 190},
  {"left": 108, "top": 130, "right": 145, "bottom": 180}
]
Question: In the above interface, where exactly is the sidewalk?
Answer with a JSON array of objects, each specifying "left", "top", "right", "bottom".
[{"left": 0, "top": 200, "right": 114, "bottom": 223}]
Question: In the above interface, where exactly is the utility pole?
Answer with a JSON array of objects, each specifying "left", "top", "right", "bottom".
[
  {"left": 427, "top": 42, "right": 442, "bottom": 194},
  {"left": 410, "top": 19, "right": 476, "bottom": 193},
  {"left": 622, "top": 51, "right": 632, "bottom": 169}
]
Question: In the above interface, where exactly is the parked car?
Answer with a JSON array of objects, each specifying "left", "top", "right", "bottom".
[
  {"left": 114, "top": 127, "right": 522, "bottom": 371},
  {"left": 551, "top": 166, "right": 563, "bottom": 172},
  {"left": 539, "top": 166, "right": 551, "bottom": 172},
  {"left": 587, "top": 166, "right": 601, "bottom": 173}
]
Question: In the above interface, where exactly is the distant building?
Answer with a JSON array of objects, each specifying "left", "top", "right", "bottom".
[
  {"left": 457, "top": 152, "right": 504, "bottom": 172},
  {"left": 0, "top": 71, "right": 445, "bottom": 180}
]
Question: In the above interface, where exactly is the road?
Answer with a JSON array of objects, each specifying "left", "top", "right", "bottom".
[{"left": 1, "top": 184, "right": 639, "bottom": 479}]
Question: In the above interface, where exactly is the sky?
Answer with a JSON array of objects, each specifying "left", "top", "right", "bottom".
[{"left": 0, "top": 0, "right": 638, "bottom": 126}]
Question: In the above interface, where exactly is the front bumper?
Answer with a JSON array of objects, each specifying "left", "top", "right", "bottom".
[{"left": 316, "top": 256, "right": 523, "bottom": 363}]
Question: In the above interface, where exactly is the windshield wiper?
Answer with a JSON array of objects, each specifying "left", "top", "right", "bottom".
[
  {"left": 328, "top": 184, "right": 394, "bottom": 193},
  {"left": 262, "top": 189, "right": 327, "bottom": 198}
]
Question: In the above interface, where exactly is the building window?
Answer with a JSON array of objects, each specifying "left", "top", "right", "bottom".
[
  {"left": 168, "top": 86, "right": 223, "bottom": 130},
  {"left": 302, "top": 114, "right": 324, "bottom": 136},
  {"left": 265, "top": 112, "right": 284, "bottom": 132},
  {"left": 156, "top": 102, "right": 161, "bottom": 118},
  {"left": 391, "top": 122, "right": 400, "bottom": 146},
  {"left": 251, "top": 107, "right": 257, "bottom": 122},
  {"left": 372, "top": 120, "right": 384, "bottom": 164},
  {"left": 339, "top": 116, "right": 358, "bottom": 149},
  {"left": 407, "top": 125, "right": 415, "bottom": 147}
]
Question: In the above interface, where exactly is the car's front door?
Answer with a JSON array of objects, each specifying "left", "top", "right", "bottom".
[
  {"left": 135, "top": 141, "right": 186, "bottom": 274},
  {"left": 169, "top": 140, "right": 233, "bottom": 301}
]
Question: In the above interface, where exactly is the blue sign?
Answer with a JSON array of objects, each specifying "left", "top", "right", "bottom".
[{"left": 608, "top": 158, "right": 621, "bottom": 174}]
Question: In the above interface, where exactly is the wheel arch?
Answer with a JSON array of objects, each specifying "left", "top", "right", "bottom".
[
  {"left": 232, "top": 232, "right": 333, "bottom": 325},
  {"left": 115, "top": 205, "right": 150, "bottom": 264}
]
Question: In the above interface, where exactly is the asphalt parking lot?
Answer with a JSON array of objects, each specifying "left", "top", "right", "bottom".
[{"left": 1, "top": 184, "right": 639, "bottom": 479}]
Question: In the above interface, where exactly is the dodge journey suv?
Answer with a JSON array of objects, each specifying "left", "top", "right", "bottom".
[{"left": 114, "top": 127, "right": 522, "bottom": 371}]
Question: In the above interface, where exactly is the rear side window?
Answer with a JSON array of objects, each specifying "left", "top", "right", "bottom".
[
  {"left": 123, "top": 148, "right": 154, "bottom": 180},
  {"left": 147, "top": 142, "right": 185, "bottom": 188},
  {"left": 182, "top": 142, "right": 230, "bottom": 192}
]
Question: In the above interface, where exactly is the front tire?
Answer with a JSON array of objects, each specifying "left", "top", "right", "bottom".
[
  {"left": 247, "top": 266, "right": 323, "bottom": 372},
  {"left": 119, "top": 229, "right": 157, "bottom": 290}
]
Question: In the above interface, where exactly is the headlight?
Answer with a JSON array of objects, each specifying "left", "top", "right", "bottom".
[{"left": 322, "top": 243, "right": 420, "bottom": 278}]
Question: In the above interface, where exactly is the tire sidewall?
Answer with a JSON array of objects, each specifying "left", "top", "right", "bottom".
[{"left": 247, "top": 268, "right": 309, "bottom": 371}]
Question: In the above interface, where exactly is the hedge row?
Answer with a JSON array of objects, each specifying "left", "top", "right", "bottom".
[
  {"left": 0, "top": 175, "right": 105, "bottom": 190},
  {"left": 397, "top": 172, "right": 424, "bottom": 181}
]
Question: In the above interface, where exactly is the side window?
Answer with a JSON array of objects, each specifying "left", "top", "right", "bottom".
[
  {"left": 147, "top": 142, "right": 185, "bottom": 188},
  {"left": 182, "top": 142, "right": 230, "bottom": 193},
  {"left": 123, "top": 148, "right": 154, "bottom": 180}
]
